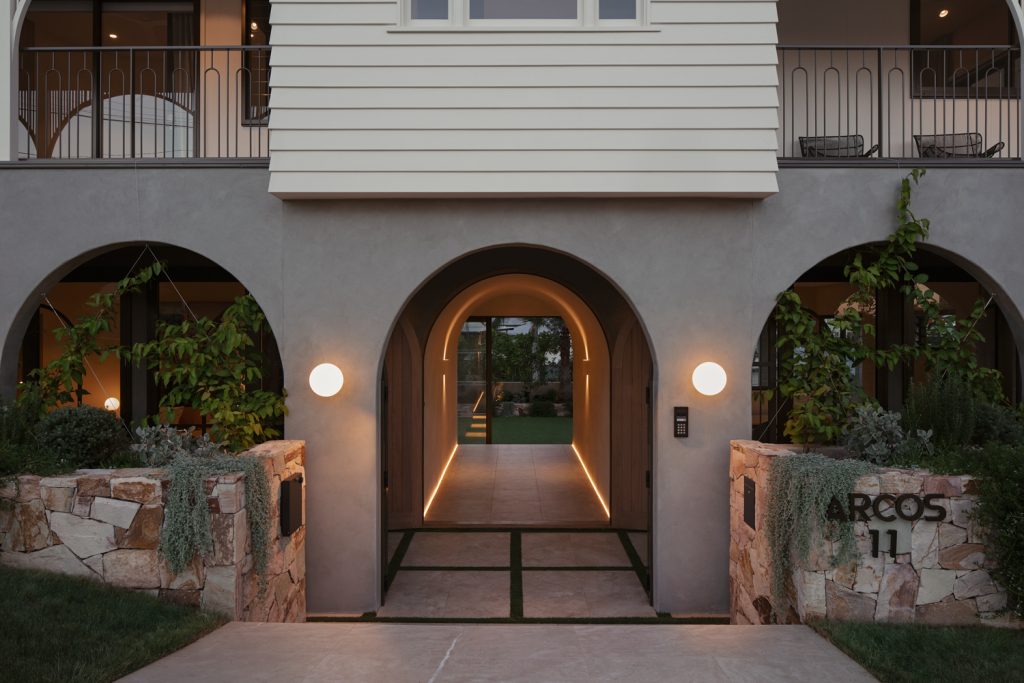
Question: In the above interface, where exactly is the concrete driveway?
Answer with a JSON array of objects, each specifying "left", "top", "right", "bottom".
[{"left": 120, "top": 622, "right": 876, "bottom": 682}]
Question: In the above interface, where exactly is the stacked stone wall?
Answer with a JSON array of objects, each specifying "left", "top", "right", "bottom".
[
  {"left": 0, "top": 440, "right": 306, "bottom": 622},
  {"left": 730, "top": 440, "right": 1020, "bottom": 628}
]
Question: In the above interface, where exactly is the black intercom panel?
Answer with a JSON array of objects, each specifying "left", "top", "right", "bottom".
[
  {"left": 280, "top": 474, "right": 304, "bottom": 537},
  {"left": 674, "top": 406, "right": 689, "bottom": 437}
]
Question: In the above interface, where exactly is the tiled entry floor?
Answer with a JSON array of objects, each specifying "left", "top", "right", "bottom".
[
  {"left": 379, "top": 530, "right": 657, "bottom": 620},
  {"left": 423, "top": 445, "right": 608, "bottom": 526}
]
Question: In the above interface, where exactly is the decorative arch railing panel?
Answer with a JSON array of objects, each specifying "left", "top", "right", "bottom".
[
  {"left": 778, "top": 45, "right": 1022, "bottom": 162},
  {"left": 19, "top": 46, "right": 269, "bottom": 160}
]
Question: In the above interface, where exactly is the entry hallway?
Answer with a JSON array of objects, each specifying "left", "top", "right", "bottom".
[
  {"left": 121, "top": 623, "right": 877, "bottom": 682},
  {"left": 424, "top": 444, "right": 608, "bottom": 526}
]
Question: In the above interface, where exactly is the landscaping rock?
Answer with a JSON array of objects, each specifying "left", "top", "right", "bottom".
[
  {"left": 874, "top": 563, "right": 918, "bottom": 622},
  {"left": 938, "top": 544, "right": 986, "bottom": 570},
  {"left": 950, "top": 499, "right": 974, "bottom": 528},
  {"left": 91, "top": 497, "right": 140, "bottom": 529},
  {"left": 84, "top": 554, "right": 104, "bottom": 579},
  {"left": 160, "top": 556, "right": 206, "bottom": 590},
  {"left": 49, "top": 512, "right": 116, "bottom": 558},
  {"left": 916, "top": 596, "right": 978, "bottom": 625},
  {"left": 826, "top": 581, "right": 876, "bottom": 621},
  {"left": 102, "top": 549, "right": 160, "bottom": 588},
  {"left": 880, "top": 471, "right": 923, "bottom": 495},
  {"left": 795, "top": 570, "right": 826, "bottom": 620},
  {"left": 953, "top": 570, "right": 998, "bottom": 599},
  {"left": 15, "top": 475, "right": 41, "bottom": 502},
  {"left": 853, "top": 556, "right": 883, "bottom": 594},
  {"left": 76, "top": 475, "right": 111, "bottom": 498},
  {"left": 203, "top": 565, "right": 241, "bottom": 616},
  {"left": 0, "top": 543, "right": 96, "bottom": 579},
  {"left": 118, "top": 505, "right": 163, "bottom": 549},
  {"left": 922, "top": 476, "right": 961, "bottom": 497},
  {"left": 110, "top": 477, "right": 161, "bottom": 505},
  {"left": 39, "top": 484, "right": 75, "bottom": 513},
  {"left": 937, "top": 523, "right": 967, "bottom": 549},
  {"left": 72, "top": 495, "right": 93, "bottom": 518},
  {"left": 911, "top": 522, "right": 939, "bottom": 568},
  {"left": 916, "top": 569, "right": 955, "bottom": 605},
  {"left": 2, "top": 499, "right": 50, "bottom": 552}
]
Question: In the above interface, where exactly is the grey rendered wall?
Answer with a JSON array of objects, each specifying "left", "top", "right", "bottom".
[{"left": 0, "top": 166, "right": 1022, "bottom": 615}]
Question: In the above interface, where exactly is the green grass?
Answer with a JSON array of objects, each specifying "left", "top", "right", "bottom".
[
  {"left": 458, "top": 417, "right": 573, "bottom": 444},
  {"left": 812, "top": 619, "right": 1024, "bottom": 683},
  {"left": 0, "top": 565, "right": 226, "bottom": 683}
]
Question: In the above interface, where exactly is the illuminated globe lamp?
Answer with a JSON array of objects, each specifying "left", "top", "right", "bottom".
[
  {"left": 692, "top": 361, "right": 727, "bottom": 397},
  {"left": 103, "top": 396, "right": 121, "bottom": 412},
  {"left": 309, "top": 363, "right": 344, "bottom": 397}
]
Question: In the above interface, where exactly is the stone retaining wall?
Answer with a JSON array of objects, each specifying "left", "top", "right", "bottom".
[
  {"left": 0, "top": 440, "right": 306, "bottom": 622},
  {"left": 730, "top": 440, "right": 1019, "bottom": 628}
]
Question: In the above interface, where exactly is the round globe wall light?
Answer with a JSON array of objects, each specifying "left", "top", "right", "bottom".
[
  {"left": 309, "top": 363, "right": 345, "bottom": 397},
  {"left": 103, "top": 397, "right": 120, "bottom": 412},
  {"left": 692, "top": 361, "right": 727, "bottom": 396}
]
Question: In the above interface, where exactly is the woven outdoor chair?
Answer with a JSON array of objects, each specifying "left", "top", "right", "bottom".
[
  {"left": 913, "top": 133, "right": 1005, "bottom": 158},
  {"left": 799, "top": 135, "right": 880, "bottom": 158}
]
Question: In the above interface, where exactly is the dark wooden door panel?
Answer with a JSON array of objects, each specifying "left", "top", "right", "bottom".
[{"left": 610, "top": 317, "right": 652, "bottom": 531}]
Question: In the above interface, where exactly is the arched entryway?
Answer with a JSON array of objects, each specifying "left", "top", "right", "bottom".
[
  {"left": 752, "top": 244, "right": 1022, "bottom": 443},
  {"left": 379, "top": 246, "right": 656, "bottom": 619}
]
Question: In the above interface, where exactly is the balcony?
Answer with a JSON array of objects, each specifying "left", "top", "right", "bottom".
[
  {"left": 778, "top": 45, "right": 1022, "bottom": 165},
  {"left": 18, "top": 46, "right": 269, "bottom": 162}
]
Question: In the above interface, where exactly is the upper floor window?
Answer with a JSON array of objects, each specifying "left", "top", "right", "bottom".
[{"left": 407, "top": 0, "right": 640, "bottom": 26}]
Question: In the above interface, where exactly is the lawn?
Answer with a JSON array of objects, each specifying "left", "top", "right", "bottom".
[
  {"left": 458, "top": 417, "right": 573, "bottom": 444},
  {"left": 0, "top": 565, "right": 226, "bottom": 683},
  {"left": 812, "top": 619, "right": 1024, "bottom": 683}
]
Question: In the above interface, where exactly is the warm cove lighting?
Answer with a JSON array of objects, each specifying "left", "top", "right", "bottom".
[
  {"left": 692, "top": 361, "right": 727, "bottom": 396},
  {"left": 423, "top": 444, "right": 459, "bottom": 517},
  {"left": 571, "top": 443, "right": 611, "bottom": 518},
  {"left": 938, "top": 8, "right": 949, "bottom": 18},
  {"left": 308, "top": 363, "right": 344, "bottom": 397},
  {"left": 103, "top": 397, "right": 120, "bottom": 412}
]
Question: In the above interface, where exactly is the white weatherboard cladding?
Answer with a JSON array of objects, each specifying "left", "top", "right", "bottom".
[{"left": 267, "top": 0, "right": 780, "bottom": 197}]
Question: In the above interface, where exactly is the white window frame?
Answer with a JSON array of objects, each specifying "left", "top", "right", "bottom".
[{"left": 402, "top": 0, "right": 644, "bottom": 29}]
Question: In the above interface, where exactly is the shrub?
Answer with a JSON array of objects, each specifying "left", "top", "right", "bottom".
[
  {"left": 969, "top": 443, "right": 1024, "bottom": 617},
  {"left": 131, "top": 425, "right": 221, "bottom": 467},
  {"left": 973, "top": 401, "right": 1024, "bottom": 447},
  {"left": 843, "top": 404, "right": 933, "bottom": 466},
  {"left": 34, "top": 406, "right": 130, "bottom": 471},
  {"left": 903, "top": 375, "right": 978, "bottom": 451},
  {"left": 529, "top": 400, "right": 556, "bottom": 418},
  {"left": 764, "top": 452, "right": 875, "bottom": 616}
]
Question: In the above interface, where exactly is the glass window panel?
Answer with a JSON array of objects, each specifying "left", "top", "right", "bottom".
[
  {"left": 411, "top": 0, "right": 448, "bottom": 20},
  {"left": 469, "top": 0, "right": 577, "bottom": 20},
  {"left": 599, "top": 0, "right": 635, "bottom": 20}
]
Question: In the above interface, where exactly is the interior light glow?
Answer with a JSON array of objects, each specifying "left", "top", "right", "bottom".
[
  {"left": 423, "top": 444, "right": 459, "bottom": 517},
  {"left": 692, "top": 361, "right": 727, "bottom": 396},
  {"left": 103, "top": 397, "right": 120, "bottom": 412},
  {"left": 308, "top": 363, "right": 344, "bottom": 397},
  {"left": 108, "top": 33, "right": 118, "bottom": 39},
  {"left": 938, "top": 9, "right": 949, "bottom": 18},
  {"left": 571, "top": 443, "right": 611, "bottom": 518},
  {"left": 250, "top": 21, "right": 259, "bottom": 30}
]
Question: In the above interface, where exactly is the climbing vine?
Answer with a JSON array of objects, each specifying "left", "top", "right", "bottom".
[
  {"left": 774, "top": 169, "right": 1003, "bottom": 445},
  {"left": 764, "top": 453, "right": 875, "bottom": 616}
]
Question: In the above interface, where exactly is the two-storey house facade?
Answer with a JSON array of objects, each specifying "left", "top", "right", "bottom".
[{"left": 1, "top": 0, "right": 1023, "bottom": 617}]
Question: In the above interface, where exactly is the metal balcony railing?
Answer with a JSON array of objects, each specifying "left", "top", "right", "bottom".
[
  {"left": 778, "top": 45, "right": 1022, "bottom": 162},
  {"left": 18, "top": 46, "right": 269, "bottom": 161}
]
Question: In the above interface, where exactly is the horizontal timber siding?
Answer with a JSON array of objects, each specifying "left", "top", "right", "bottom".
[{"left": 268, "top": 0, "right": 780, "bottom": 197}]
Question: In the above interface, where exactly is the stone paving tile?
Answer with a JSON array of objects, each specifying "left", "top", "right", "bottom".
[
  {"left": 522, "top": 532, "right": 631, "bottom": 567},
  {"left": 378, "top": 571, "right": 510, "bottom": 618},
  {"left": 402, "top": 532, "right": 510, "bottom": 567},
  {"left": 523, "top": 571, "right": 655, "bottom": 618}
]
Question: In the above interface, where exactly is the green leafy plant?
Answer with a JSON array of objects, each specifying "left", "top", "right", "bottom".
[
  {"left": 902, "top": 374, "right": 979, "bottom": 452},
  {"left": 843, "top": 404, "right": 933, "bottom": 466},
  {"left": 29, "top": 263, "right": 163, "bottom": 410},
  {"left": 774, "top": 169, "right": 1004, "bottom": 445},
  {"left": 529, "top": 400, "right": 557, "bottom": 418},
  {"left": 34, "top": 406, "right": 131, "bottom": 471},
  {"left": 130, "top": 294, "right": 287, "bottom": 452},
  {"left": 970, "top": 443, "right": 1024, "bottom": 617},
  {"left": 764, "top": 452, "right": 875, "bottom": 615},
  {"left": 153, "top": 432, "right": 271, "bottom": 579}
]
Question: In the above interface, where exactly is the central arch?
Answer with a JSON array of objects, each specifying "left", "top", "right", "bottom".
[{"left": 378, "top": 245, "right": 656, "bottom": 607}]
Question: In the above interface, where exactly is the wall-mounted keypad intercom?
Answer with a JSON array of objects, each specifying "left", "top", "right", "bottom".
[{"left": 674, "top": 406, "right": 689, "bottom": 438}]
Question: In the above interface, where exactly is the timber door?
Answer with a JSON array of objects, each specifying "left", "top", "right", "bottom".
[{"left": 610, "top": 317, "right": 653, "bottom": 529}]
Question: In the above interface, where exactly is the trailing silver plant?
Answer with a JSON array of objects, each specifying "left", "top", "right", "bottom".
[
  {"left": 136, "top": 427, "right": 272, "bottom": 581},
  {"left": 764, "top": 452, "right": 875, "bottom": 617}
]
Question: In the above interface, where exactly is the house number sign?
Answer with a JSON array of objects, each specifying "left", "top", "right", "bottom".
[{"left": 825, "top": 493, "right": 947, "bottom": 558}]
